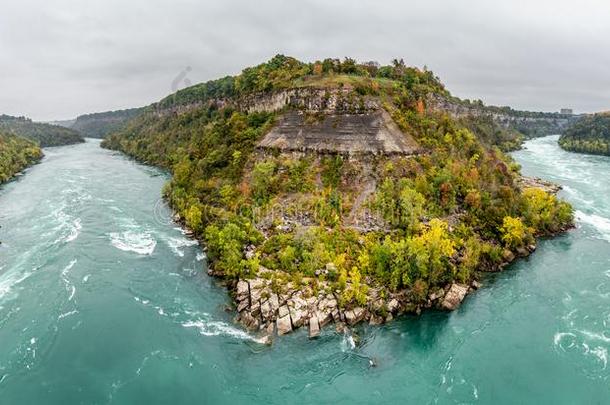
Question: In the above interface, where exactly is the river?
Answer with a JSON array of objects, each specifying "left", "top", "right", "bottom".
[{"left": 0, "top": 136, "right": 608, "bottom": 403}]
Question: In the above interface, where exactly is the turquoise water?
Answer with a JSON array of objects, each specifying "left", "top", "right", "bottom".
[{"left": 0, "top": 136, "right": 609, "bottom": 403}]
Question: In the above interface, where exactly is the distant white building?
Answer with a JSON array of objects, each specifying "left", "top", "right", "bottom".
[{"left": 560, "top": 108, "right": 573, "bottom": 115}]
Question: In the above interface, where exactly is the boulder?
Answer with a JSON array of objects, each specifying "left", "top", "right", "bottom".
[
  {"left": 516, "top": 246, "right": 529, "bottom": 257},
  {"left": 250, "top": 300, "right": 261, "bottom": 317},
  {"left": 278, "top": 305, "right": 290, "bottom": 318},
  {"left": 471, "top": 280, "right": 482, "bottom": 290},
  {"left": 502, "top": 249, "right": 515, "bottom": 262},
  {"left": 387, "top": 298, "right": 400, "bottom": 314},
  {"left": 308, "top": 315, "right": 320, "bottom": 339},
  {"left": 268, "top": 294, "right": 280, "bottom": 313},
  {"left": 440, "top": 283, "right": 469, "bottom": 310},
  {"left": 239, "top": 312, "right": 259, "bottom": 331},
  {"left": 260, "top": 300, "right": 273, "bottom": 320},
  {"left": 317, "top": 309, "right": 333, "bottom": 328},
  {"left": 289, "top": 307, "right": 306, "bottom": 328},
  {"left": 236, "top": 280, "right": 249, "bottom": 301},
  {"left": 344, "top": 307, "right": 366, "bottom": 326},
  {"left": 236, "top": 299, "right": 250, "bottom": 313},
  {"left": 369, "top": 314, "right": 384, "bottom": 325},
  {"left": 277, "top": 315, "right": 292, "bottom": 335},
  {"left": 429, "top": 289, "right": 444, "bottom": 301}
]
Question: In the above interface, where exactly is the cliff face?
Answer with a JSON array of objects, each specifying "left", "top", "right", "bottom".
[
  {"left": 427, "top": 94, "right": 580, "bottom": 138},
  {"left": 154, "top": 87, "right": 420, "bottom": 155},
  {"left": 249, "top": 88, "right": 419, "bottom": 154}
]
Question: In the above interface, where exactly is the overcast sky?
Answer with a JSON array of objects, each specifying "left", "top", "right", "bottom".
[{"left": 1, "top": 0, "right": 609, "bottom": 121}]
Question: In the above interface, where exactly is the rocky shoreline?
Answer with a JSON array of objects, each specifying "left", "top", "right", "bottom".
[
  {"left": 175, "top": 175, "right": 572, "bottom": 343},
  {"left": 221, "top": 243, "right": 538, "bottom": 343}
]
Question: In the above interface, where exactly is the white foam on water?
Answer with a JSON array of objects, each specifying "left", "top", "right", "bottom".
[
  {"left": 579, "top": 329, "right": 610, "bottom": 344},
  {"left": 576, "top": 210, "right": 610, "bottom": 242},
  {"left": 182, "top": 319, "right": 262, "bottom": 342},
  {"left": 341, "top": 330, "right": 356, "bottom": 351},
  {"left": 196, "top": 252, "right": 206, "bottom": 262},
  {"left": 589, "top": 346, "right": 608, "bottom": 369},
  {"left": 109, "top": 231, "right": 157, "bottom": 255},
  {"left": 68, "top": 285, "right": 76, "bottom": 301},
  {"left": 554, "top": 332, "right": 577, "bottom": 350},
  {"left": 61, "top": 259, "right": 77, "bottom": 277},
  {"left": 65, "top": 218, "right": 82, "bottom": 242},
  {"left": 61, "top": 259, "right": 78, "bottom": 302},
  {"left": 163, "top": 236, "right": 198, "bottom": 257},
  {"left": 58, "top": 310, "right": 78, "bottom": 320},
  {"left": 0, "top": 271, "right": 32, "bottom": 302},
  {"left": 562, "top": 185, "right": 594, "bottom": 207}
]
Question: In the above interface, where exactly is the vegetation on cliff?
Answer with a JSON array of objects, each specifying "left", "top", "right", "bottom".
[
  {"left": 0, "top": 115, "right": 83, "bottom": 147},
  {"left": 559, "top": 112, "right": 610, "bottom": 155},
  {"left": 0, "top": 132, "right": 43, "bottom": 183},
  {"left": 102, "top": 55, "right": 573, "bottom": 322}
]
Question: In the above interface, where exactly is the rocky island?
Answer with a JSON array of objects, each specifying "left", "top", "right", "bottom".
[{"left": 102, "top": 56, "right": 574, "bottom": 340}]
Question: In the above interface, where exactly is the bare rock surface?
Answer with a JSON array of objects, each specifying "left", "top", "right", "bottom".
[{"left": 440, "top": 284, "right": 469, "bottom": 310}]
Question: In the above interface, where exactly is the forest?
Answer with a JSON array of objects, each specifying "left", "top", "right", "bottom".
[
  {"left": 0, "top": 114, "right": 83, "bottom": 147},
  {"left": 71, "top": 107, "right": 144, "bottom": 138},
  {"left": 0, "top": 132, "right": 43, "bottom": 183},
  {"left": 102, "top": 55, "right": 573, "bottom": 311},
  {"left": 559, "top": 112, "right": 610, "bottom": 155}
]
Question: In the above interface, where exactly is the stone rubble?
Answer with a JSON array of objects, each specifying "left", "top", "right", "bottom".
[{"left": 233, "top": 275, "right": 478, "bottom": 342}]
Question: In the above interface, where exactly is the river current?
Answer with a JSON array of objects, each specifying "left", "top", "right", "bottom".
[{"left": 0, "top": 136, "right": 608, "bottom": 403}]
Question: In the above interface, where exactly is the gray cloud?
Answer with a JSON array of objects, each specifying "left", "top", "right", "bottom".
[{"left": 1, "top": 0, "right": 609, "bottom": 120}]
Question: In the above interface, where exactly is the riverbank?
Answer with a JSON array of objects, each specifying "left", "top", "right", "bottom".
[{"left": 0, "top": 133, "right": 43, "bottom": 185}]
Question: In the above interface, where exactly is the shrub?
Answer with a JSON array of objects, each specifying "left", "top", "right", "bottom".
[{"left": 500, "top": 216, "right": 531, "bottom": 249}]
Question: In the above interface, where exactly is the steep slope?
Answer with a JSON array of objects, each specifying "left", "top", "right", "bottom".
[
  {"left": 103, "top": 55, "right": 573, "bottom": 337},
  {"left": 559, "top": 112, "right": 610, "bottom": 155},
  {"left": 71, "top": 107, "right": 144, "bottom": 138},
  {"left": 0, "top": 132, "right": 43, "bottom": 183},
  {"left": 0, "top": 115, "right": 83, "bottom": 147}
]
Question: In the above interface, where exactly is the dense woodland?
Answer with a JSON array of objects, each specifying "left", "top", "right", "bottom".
[
  {"left": 103, "top": 55, "right": 573, "bottom": 309},
  {"left": 0, "top": 132, "right": 43, "bottom": 183},
  {"left": 559, "top": 112, "right": 610, "bottom": 155},
  {"left": 71, "top": 107, "right": 144, "bottom": 138},
  {"left": 0, "top": 115, "right": 83, "bottom": 147}
]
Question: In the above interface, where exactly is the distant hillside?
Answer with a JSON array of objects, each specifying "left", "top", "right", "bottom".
[
  {"left": 559, "top": 112, "right": 610, "bottom": 155},
  {"left": 0, "top": 115, "right": 83, "bottom": 147},
  {"left": 45, "top": 119, "right": 76, "bottom": 128},
  {"left": 0, "top": 132, "right": 43, "bottom": 183},
  {"left": 427, "top": 95, "right": 581, "bottom": 151},
  {"left": 71, "top": 107, "right": 144, "bottom": 138}
]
